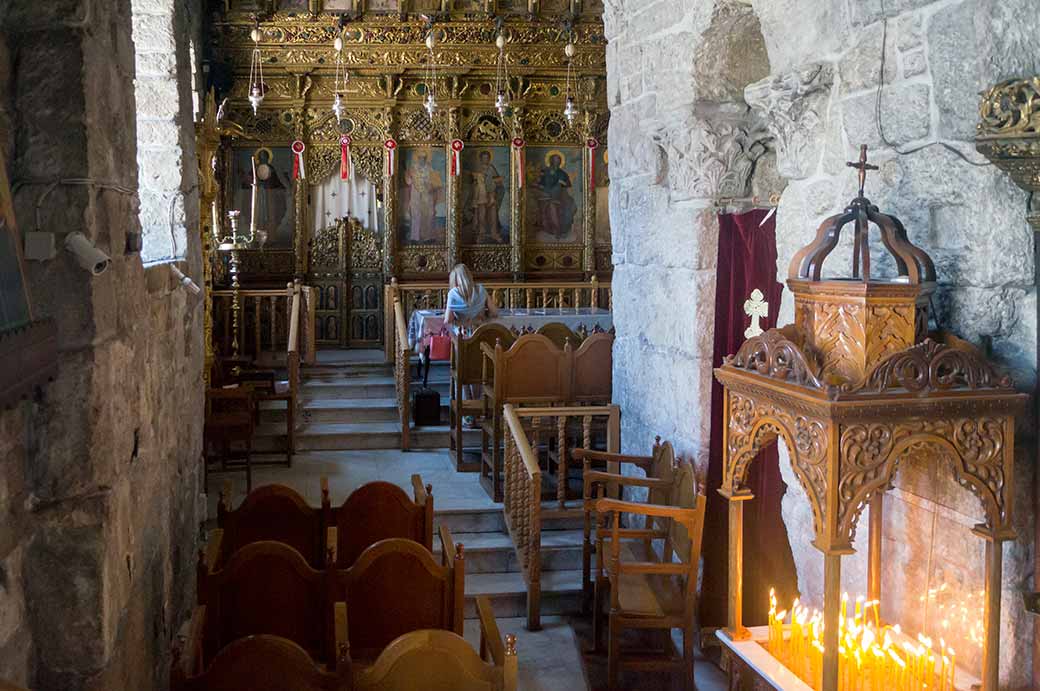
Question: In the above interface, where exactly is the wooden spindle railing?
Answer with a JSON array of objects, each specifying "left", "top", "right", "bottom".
[
  {"left": 503, "top": 403, "right": 620, "bottom": 631},
  {"left": 394, "top": 298, "right": 412, "bottom": 451},
  {"left": 384, "top": 276, "right": 611, "bottom": 362},
  {"left": 212, "top": 282, "right": 315, "bottom": 366}
]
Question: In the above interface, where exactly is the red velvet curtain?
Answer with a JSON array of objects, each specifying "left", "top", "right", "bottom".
[{"left": 700, "top": 209, "right": 799, "bottom": 629}]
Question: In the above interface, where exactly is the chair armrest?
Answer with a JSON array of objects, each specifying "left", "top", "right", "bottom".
[
  {"left": 476, "top": 596, "right": 505, "bottom": 665},
  {"left": 584, "top": 470, "right": 672, "bottom": 492},
  {"left": 595, "top": 497, "right": 700, "bottom": 522},
  {"left": 325, "top": 527, "right": 338, "bottom": 566},
  {"left": 439, "top": 524, "right": 456, "bottom": 568},
  {"left": 572, "top": 448, "right": 654, "bottom": 465},
  {"left": 411, "top": 473, "right": 428, "bottom": 505}
]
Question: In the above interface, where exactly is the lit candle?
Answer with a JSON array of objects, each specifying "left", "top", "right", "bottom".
[
  {"left": 250, "top": 155, "right": 258, "bottom": 234},
  {"left": 948, "top": 647, "right": 955, "bottom": 691}
]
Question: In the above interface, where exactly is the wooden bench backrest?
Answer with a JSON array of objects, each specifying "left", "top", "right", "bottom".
[
  {"left": 454, "top": 323, "right": 516, "bottom": 385},
  {"left": 353, "top": 629, "right": 505, "bottom": 691},
  {"left": 570, "top": 332, "right": 613, "bottom": 403},
  {"left": 217, "top": 484, "right": 324, "bottom": 568},
  {"left": 200, "top": 541, "right": 332, "bottom": 663},
  {"left": 535, "top": 322, "right": 578, "bottom": 349},
  {"left": 176, "top": 635, "right": 343, "bottom": 691},
  {"left": 490, "top": 334, "right": 571, "bottom": 404},
  {"left": 332, "top": 479, "right": 432, "bottom": 568},
  {"left": 337, "top": 538, "right": 464, "bottom": 657},
  {"left": 666, "top": 461, "right": 706, "bottom": 574}
]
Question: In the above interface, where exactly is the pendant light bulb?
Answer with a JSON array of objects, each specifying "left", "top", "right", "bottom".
[
  {"left": 496, "top": 90, "right": 510, "bottom": 116},
  {"left": 565, "top": 42, "right": 576, "bottom": 59},
  {"left": 251, "top": 28, "right": 261, "bottom": 43},
  {"left": 334, "top": 36, "right": 343, "bottom": 52},
  {"left": 564, "top": 96, "right": 577, "bottom": 124},
  {"left": 496, "top": 34, "right": 506, "bottom": 50},
  {"left": 249, "top": 85, "right": 264, "bottom": 115},
  {"left": 425, "top": 93, "right": 438, "bottom": 117}
]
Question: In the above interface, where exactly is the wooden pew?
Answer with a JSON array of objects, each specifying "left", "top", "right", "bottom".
[
  {"left": 534, "top": 322, "right": 579, "bottom": 349},
  {"left": 351, "top": 598, "right": 517, "bottom": 691},
  {"left": 570, "top": 331, "right": 613, "bottom": 405},
  {"left": 208, "top": 480, "right": 330, "bottom": 571},
  {"left": 335, "top": 529, "right": 465, "bottom": 662},
  {"left": 327, "top": 475, "right": 434, "bottom": 568},
  {"left": 450, "top": 323, "right": 517, "bottom": 472},
  {"left": 172, "top": 635, "right": 349, "bottom": 691},
  {"left": 593, "top": 462, "right": 706, "bottom": 691},
  {"left": 195, "top": 541, "right": 341, "bottom": 668},
  {"left": 480, "top": 334, "right": 572, "bottom": 501}
]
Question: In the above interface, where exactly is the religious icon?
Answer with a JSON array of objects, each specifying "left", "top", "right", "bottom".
[
  {"left": 279, "top": 0, "right": 310, "bottom": 11},
  {"left": 525, "top": 147, "right": 583, "bottom": 243},
  {"left": 323, "top": 0, "right": 357, "bottom": 11},
  {"left": 409, "top": 0, "right": 443, "bottom": 10},
  {"left": 398, "top": 148, "right": 447, "bottom": 246},
  {"left": 452, "top": 0, "right": 484, "bottom": 10},
  {"left": 495, "top": 0, "right": 526, "bottom": 13},
  {"left": 594, "top": 146, "right": 610, "bottom": 245},
  {"left": 366, "top": 0, "right": 399, "bottom": 11},
  {"left": 231, "top": 147, "right": 296, "bottom": 248},
  {"left": 461, "top": 147, "right": 510, "bottom": 245}
]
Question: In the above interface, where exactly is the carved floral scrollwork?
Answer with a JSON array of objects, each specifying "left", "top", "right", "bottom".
[
  {"left": 978, "top": 77, "right": 1040, "bottom": 136},
  {"left": 835, "top": 418, "right": 1009, "bottom": 547},
  {"left": 856, "top": 339, "right": 1015, "bottom": 394},
  {"left": 724, "top": 392, "right": 829, "bottom": 543},
  {"left": 723, "top": 326, "right": 826, "bottom": 389}
]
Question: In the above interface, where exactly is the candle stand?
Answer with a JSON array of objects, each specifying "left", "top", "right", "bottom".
[
  {"left": 713, "top": 147, "right": 1028, "bottom": 691},
  {"left": 215, "top": 210, "right": 256, "bottom": 359}
]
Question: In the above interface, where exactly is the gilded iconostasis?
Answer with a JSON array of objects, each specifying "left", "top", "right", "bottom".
[{"left": 201, "top": 0, "right": 611, "bottom": 286}]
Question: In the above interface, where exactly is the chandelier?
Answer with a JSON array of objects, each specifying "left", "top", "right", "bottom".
[
  {"left": 494, "top": 30, "right": 511, "bottom": 116},
  {"left": 332, "top": 32, "right": 348, "bottom": 123},
  {"left": 247, "top": 22, "right": 266, "bottom": 115}
]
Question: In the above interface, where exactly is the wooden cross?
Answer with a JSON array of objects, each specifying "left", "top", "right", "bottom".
[
  {"left": 744, "top": 289, "right": 769, "bottom": 339},
  {"left": 847, "top": 144, "right": 878, "bottom": 197}
]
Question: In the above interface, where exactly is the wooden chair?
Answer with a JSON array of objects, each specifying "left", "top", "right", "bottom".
[
  {"left": 451, "top": 323, "right": 516, "bottom": 472},
  {"left": 480, "top": 334, "right": 571, "bottom": 501},
  {"left": 205, "top": 480, "right": 330, "bottom": 572},
  {"left": 203, "top": 387, "right": 255, "bottom": 493},
  {"left": 593, "top": 462, "right": 705, "bottom": 691},
  {"left": 350, "top": 598, "right": 517, "bottom": 691},
  {"left": 335, "top": 531, "right": 465, "bottom": 661},
  {"left": 536, "top": 322, "right": 579, "bottom": 349},
  {"left": 578, "top": 438, "right": 676, "bottom": 610},
  {"left": 327, "top": 475, "right": 434, "bottom": 568},
  {"left": 172, "top": 635, "right": 349, "bottom": 691},
  {"left": 195, "top": 541, "right": 341, "bottom": 668},
  {"left": 571, "top": 331, "right": 614, "bottom": 405}
]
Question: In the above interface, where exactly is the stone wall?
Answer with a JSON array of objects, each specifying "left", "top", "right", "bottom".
[
  {"left": 0, "top": 0, "right": 205, "bottom": 689},
  {"left": 605, "top": 0, "right": 1038, "bottom": 685}
]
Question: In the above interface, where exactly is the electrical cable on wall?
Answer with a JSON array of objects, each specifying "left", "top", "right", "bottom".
[{"left": 874, "top": 0, "right": 991, "bottom": 167}]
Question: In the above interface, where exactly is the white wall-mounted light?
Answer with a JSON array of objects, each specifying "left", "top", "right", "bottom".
[
  {"left": 64, "top": 231, "right": 111, "bottom": 276},
  {"left": 170, "top": 264, "right": 201, "bottom": 295}
]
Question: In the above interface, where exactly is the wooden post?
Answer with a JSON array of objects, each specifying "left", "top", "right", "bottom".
[
  {"left": 982, "top": 538, "right": 1004, "bottom": 691},
  {"left": 822, "top": 552, "right": 842, "bottom": 691},
  {"left": 724, "top": 496, "right": 751, "bottom": 641},
  {"left": 867, "top": 493, "right": 883, "bottom": 608}
]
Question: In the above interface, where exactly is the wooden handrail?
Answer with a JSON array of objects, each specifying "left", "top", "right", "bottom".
[
  {"left": 288, "top": 284, "right": 301, "bottom": 355},
  {"left": 503, "top": 404, "right": 541, "bottom": 479},
  {"left": 510, "top": 405, "right": 618, "bottom": 418},
  {"left": 212, "top": 288, "right": 293, "bottom": 298},
  {"left": 595, "top": 497, "right": 702, "bottom": 522},
  {"left": 393, "top": 298, "right": 412, "bottom": 450}
]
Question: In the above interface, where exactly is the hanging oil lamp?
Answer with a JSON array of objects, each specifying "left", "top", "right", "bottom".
[
  {"left": 248, "top": 22, "right": 266, "bottom": 115},
  {"left": 494, "top": 31, "right": 511, "bottom": 116},
  {"left": 332, "top": 33, "right": 348, "bottom": 123},
  {"left": 563, "top": 40, "right": 577, "bottom": 125},
  {"left": 424, "top": 29, "right": 438, "bottom": 117}
]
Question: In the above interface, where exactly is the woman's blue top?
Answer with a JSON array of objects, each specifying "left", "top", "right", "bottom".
[{"left": 446, "top": 285, "right": 489, "bottom": 322}]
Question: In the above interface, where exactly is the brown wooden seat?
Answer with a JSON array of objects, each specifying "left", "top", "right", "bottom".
[
  {"left": 203, "top": 387, "right": 255, "bottom": 493},
  {"left": 172, "top": 634, "right": 349, "bottom": 691},
  {"left": 577, "top": 438, "right": 676, "bottom": 609},
  {"left": 571, "top": 331, "right": 614, "bottom": 405},
  {"left": 335, "top": 529, "right": 465, "bottom": 661},
  {"left": 206, "top": 480, "right": 329, "bottom": 572},
  {"left": 480, "top": 334, "right": 571, "bottom": 501},
  {"left": 327, "top": 475, "right": 434, "bottom": 568},
  {"left": 350, "top": 598, "right": 516, "bottom": 691},
  {"left": 593, "top": 462, "right": 705, "bottom": 691},
  {"left": 196, "top": 541, "right": 340, "bottom": 667},
  {"left": 535, "top": 322, "right": 579, "bottom": 349},
  {"left": 450, "top": 323, "right": 516, "bottom": 472}
]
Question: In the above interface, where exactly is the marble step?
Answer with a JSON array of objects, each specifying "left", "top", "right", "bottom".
[
  {"left": 433, "top": 507, "right": 585, "bottom": 535},
  {"left": 435, "top": 529, "right": 585, "bottom": 574},
  {"left": 462, "top": 569, "right": 584, "bottom": 619},
  {"left": 254, "top": 421, "right": 480, "bottom": 451},
  {"left": 260, "top": 397, "right": 402, "bottom": 424},
  {"left": 300, "top": 376, "right": 451, "bottom": 400}
]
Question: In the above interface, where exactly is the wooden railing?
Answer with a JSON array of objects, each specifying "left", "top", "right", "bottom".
[
  {"left": 286, "top": 284, "right": 302, "bottom": 457},
  {"left": 503, "top": 404, "right": 620, "bottom": 631},
  {"left": 393, "top": 298, "right": 412, "bottom": 451},
  {"left": 212, "top": 281, "right": 315, "bottom": 366},
  {"left": 384, "top": 277, "right": 612, "bottom": 362}
]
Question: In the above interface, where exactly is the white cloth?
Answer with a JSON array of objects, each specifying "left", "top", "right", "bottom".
[{"left": 310, "top": 170, "right": 380, "bottom": 233}]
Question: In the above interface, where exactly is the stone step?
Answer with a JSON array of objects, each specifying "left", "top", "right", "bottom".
[
  {"left": 433, "top": 507, "right": 585, "bottom": 534},
  {"left": 260, "top": 397, "right": 401, "bottom": 424},
  {"left": 435, "top": 529, "right": 584, "bottom": 574},
  {"left": 462, "top": 569, "right": 584, "bottom": 619},
  {"left": 300, "top": 376, "right": 451, "bottom": 400},
  {"left": 254, "top": 422, "right": 480, "bottom": 451}
]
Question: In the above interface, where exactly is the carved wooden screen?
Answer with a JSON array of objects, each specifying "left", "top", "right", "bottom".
[
  {"left": 309, "top": 219, "right": 348, "bottom": 346},
  {"left": 346, "top": 218, "right": 384, "bottom": 347}
]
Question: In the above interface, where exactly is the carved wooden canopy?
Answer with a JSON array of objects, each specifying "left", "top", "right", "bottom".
[{"left": 715, "top": 153, "right": 1026, "bottom": 554}]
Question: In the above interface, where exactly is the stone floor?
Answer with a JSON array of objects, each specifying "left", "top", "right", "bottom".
[{"left": 207, "top": 449, "right": 728, "bottom": 691}]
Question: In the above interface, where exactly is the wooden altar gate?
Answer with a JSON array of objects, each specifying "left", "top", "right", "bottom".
[{"left": 308, "top": 217, "right": 384, "bottom": 348}]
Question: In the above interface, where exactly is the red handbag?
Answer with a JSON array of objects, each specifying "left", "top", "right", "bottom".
[{"left": 427, "top": 334, "right": 452, "bottom": 361}]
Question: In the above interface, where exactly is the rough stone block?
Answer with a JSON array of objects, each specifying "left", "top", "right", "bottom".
[
  {"left": 901, "top": 49, "right": 926, "bottom": 78},
  {"left": 837, "top": 21, "right": 897, "bottom": 95},
  {"left": 927, "top": 1, "right": 979, "bottom": 141},
  {"left": 841, "top": 82, "right": 930, "bottom": 149},
  {"left": 895, "top": 12, "right": 923, "bottom": 51},
  {"left": 131, "top": 12, "right": 177, "bottom": 54}
]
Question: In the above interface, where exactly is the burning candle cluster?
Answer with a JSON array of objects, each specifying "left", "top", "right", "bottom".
[{"left": 766, "top": 589, "right": 958, "bottom": 691}]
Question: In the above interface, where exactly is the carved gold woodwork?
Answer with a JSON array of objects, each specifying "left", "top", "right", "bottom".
[
  {"left": 208, "top": 5, "right": 611, "bottom": 281},
  {"left": 714, "top": 154, "right": 1026, "bottom": 691},
  {"left": 977, "top": 77, "right": 1040, "bottom": 231}
]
